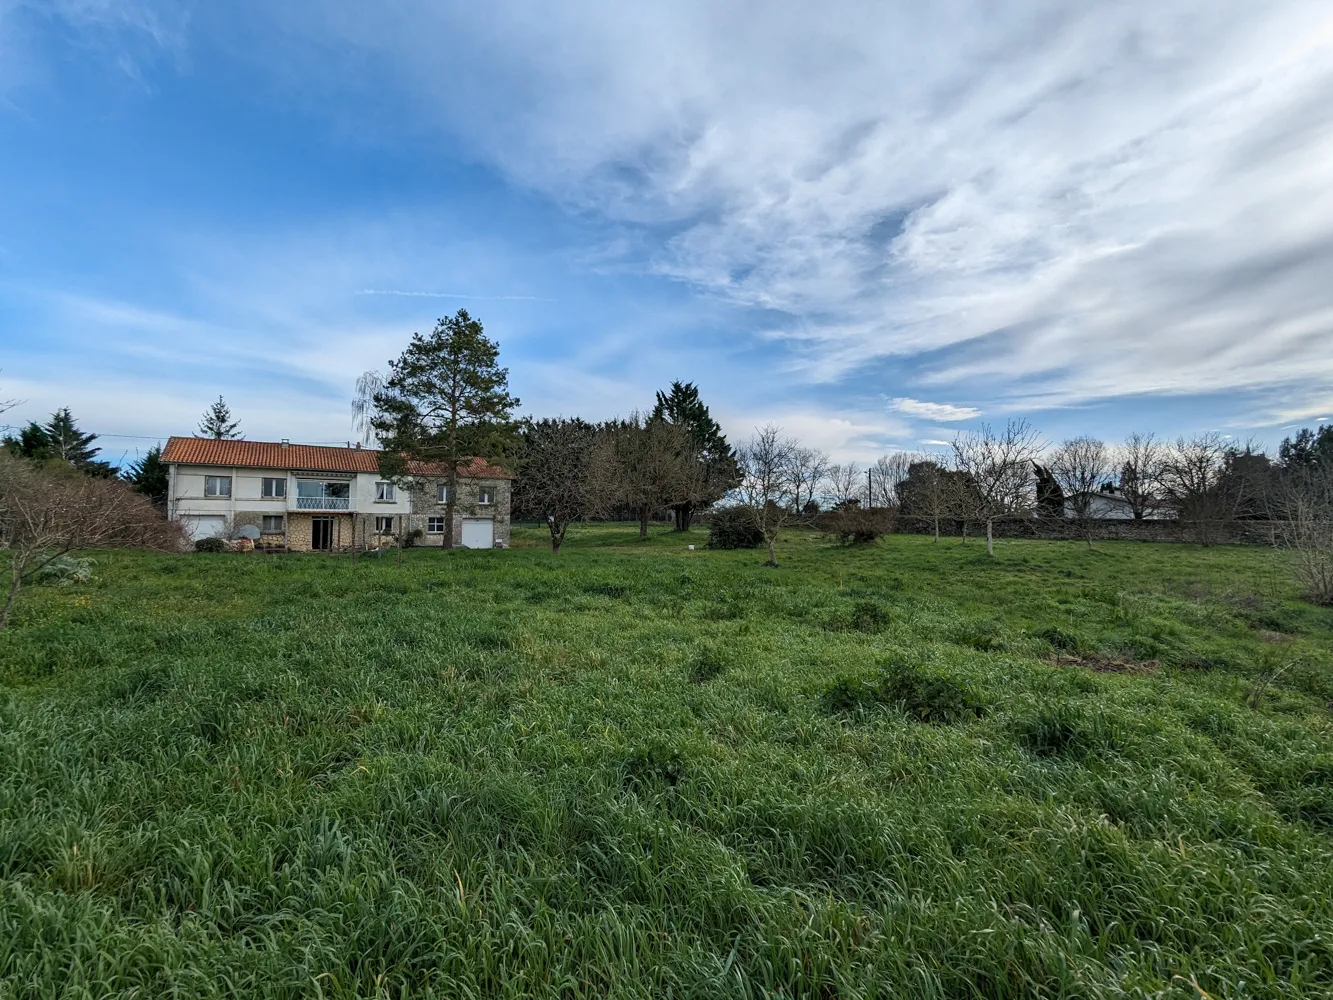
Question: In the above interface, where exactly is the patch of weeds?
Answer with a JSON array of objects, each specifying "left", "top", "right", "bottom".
[
  {"left": 687, "top": 645, "right": 729, "bottom": 684},
  {"left": 583, "top": 581, "right": 631, "bottom": 599},
  {"left": 105, "top": 665, "right": 168, "bottom": 704},
  {"left": 34, "top": 556, "right": 95, "bottom": 587},
  {"left": 848, "top": 601, "right": 889, "bottom": 634},
  {"left": 1037, "top": 626, "right": 1084, "bottom": 654},
  {"left": 621, "top": 745, "right": 685, "bottom": 793},
  {"left": 821, "top": 659, "right": 984, "bottom": 724},
  {"left": 1014, "top": 704, "right": 1116, "bottom": 759},
  {"left": 953, "top": 618, "right": 1005, "bottom": 651}
]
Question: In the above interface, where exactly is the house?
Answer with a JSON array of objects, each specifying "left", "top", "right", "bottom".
[
  {"left": 161, "top": 437, "right": 512, "bottom": 550},
  {"left": 1062, "top": 487, "right": 1164, "bottom": 520}
]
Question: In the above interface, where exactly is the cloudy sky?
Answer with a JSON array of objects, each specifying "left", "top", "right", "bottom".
[{"left": 2, "top": 1, "right": 1331, "bottom": 464}]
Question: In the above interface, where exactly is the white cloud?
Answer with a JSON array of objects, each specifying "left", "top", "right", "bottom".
[
  {"left": 890, "top": 398, "right": 981, "bottom": 422},
  {"left": 235, "top": 0, "right": 1333, "bottom": 408}
]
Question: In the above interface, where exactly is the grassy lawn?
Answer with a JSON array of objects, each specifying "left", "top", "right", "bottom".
[{"left": 2, "top": 525, "right": 1333, "bottom": 998}]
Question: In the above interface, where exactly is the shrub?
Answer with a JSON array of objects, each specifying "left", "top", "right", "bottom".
[
  {"left": 1038, "top": 626, "right": 1084, "bottom": 653},
  {"left": 820, "top": 506, "right": 897, "bottom": 545},
  {"left": 194, "top": 537, "right": 227, "bottom": 553},
  {"left": 33, "top": 555, "right": 95, "bottom": 586},
  {"left": 708, "top": 507, "right": 764, "bottom": 550},
  {"left": 879, "top": 660, "right": 985, "bottom": 724}
]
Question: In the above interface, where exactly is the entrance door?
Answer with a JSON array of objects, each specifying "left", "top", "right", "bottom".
[
  {"left": 461, "top": 519, "right": 494, "bottom": 549},
  {"left": 311, "top": 516, "right": 334, "bottom": 551}
]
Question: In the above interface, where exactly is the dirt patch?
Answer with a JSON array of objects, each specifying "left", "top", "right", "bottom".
[
  {"left": 1258, "top": 630, "right": 1294, "bottom": 644},
  {"left": 1049, "top": 652, "right": 1159, "bottom": 675}
]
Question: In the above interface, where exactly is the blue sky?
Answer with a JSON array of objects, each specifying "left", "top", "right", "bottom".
[{"left": 2, "top": 1, "right": 1331, "bottom": 466}]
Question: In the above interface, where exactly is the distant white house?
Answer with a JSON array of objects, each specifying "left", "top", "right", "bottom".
[
  {"left": 161, "top": 437, "right": 512, "bottom": 550},
  {"left": 1062, "top": 488, "right": 1165, "bottom": 520}
]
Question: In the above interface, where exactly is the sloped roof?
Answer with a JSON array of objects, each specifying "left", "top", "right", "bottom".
[{"left": 161, "top": 437, "right": 511, "bottom": 479}]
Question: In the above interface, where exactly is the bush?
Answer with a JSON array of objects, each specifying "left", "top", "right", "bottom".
[
  {"left": 820, "top": 506, "right": 897, "bottom": 545},
  {"left": 33, "top": 555, "right": 95, "bottom": 586},
  {"left": 688, "top": 645, "right": 729, "bottom": 684},
  {"left": 194, "top": 537, "right": 227, "bottom": 553},
  {"left": 708, "top": 507, "right": 764, "bottom": 550}
]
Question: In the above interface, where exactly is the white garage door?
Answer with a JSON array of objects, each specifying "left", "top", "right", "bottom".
[
  {"left": 184, "top": 515, "right": 226, "bottom": 541},
  {"left": 461, "top": 519, "right": 494, "bottom": 549}
]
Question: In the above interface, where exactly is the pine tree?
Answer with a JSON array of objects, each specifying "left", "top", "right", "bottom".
[
  {"left": 43, "top": 408, "right": 101, "bottom": 466},
  {"left": 123, "top": 445, "right": 170, "bottom": 508},
  {"left": 198, "top": 396, "right": 241, "bottom": 439},
  {"left": 650, "top": 381, "right": 739, "bottom": 530},
  {"left": 370, "top": 310, "right": 519, "bottom": 548},
  {"left": 3, "top": 422, "right": 53, "bottom": 461}
]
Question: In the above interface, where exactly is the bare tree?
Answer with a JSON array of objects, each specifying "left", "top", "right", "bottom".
[
  {"left": 1118, "top": 432, "right": 1163, "bottom": 520},
  {"left": 1, "top": 455, "right": 184, "bottom": 629},
  {"left": 1277, "top": 459, "right": 1333, "bottom": 605},
  {"left": 591, "top": 415, "right": 691, "bottom": 538},
  {"left": 1049, "top": 436, "right": 1111, "bottom": 548},
  {"left": 951, "top": 420, "right": 1045, "bottom": 556},
  {"left": 734, "top": 425, "right": 803, "bottom": 567},
  {"left": 512, "top": 418, "right": 602, "bottom": 554},
  {"left": 870, "top": 452, "right": 917, "bottom": 509},
  {"left": 1159, "top": 433, "right": 1230, "bottom": 545},
  {"left": 789, "top": 446, "right": 831, "bottom": 516},
  {"left": 824, "top": 462, "right": 864, "bottom": 510}
]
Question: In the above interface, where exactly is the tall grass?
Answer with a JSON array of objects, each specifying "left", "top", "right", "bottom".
[{"left": 1, "top": 527, "right": 1331, "bottom": 997}]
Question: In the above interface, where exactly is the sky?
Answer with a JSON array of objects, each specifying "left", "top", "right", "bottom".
[{"left": 2, "top": 0, "right": 1332, "bottom": 466}]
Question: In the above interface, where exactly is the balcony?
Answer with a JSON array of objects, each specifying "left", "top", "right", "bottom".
[{"left": 295, "top": 496, "right": 351, "bottom": 511}]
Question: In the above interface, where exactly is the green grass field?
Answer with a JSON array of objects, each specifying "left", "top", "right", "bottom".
[{"left": 2, "top": 526, "right": 1333, "bottom": 998}]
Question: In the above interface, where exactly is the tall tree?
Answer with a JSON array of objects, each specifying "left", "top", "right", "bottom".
[
  {"left": 512, "top": 417, "right": 601, "bottom": 554},
  {"left": 198, "top": 396, "right": 242, "bottom": 440},
  {"left": 43, "top": 408, "right": 101, "bottom": 466},
  {"left": 650, "top": 381, "right": 739, "bottom": 530},
  {"left": 364, "top": 310, "right": 519, "bottom": 548},
  {"left": 1118, "top": 432, "right": 1163, "bottom": 520},
  {"left": 591, "top": 415, "right": 691, "bottom": 538},
  {"left": 733, "top": 424, "right": 806, "bottom": 567},
  {"left": 1279, "top": 425, "right": 1333, "bottom": 470},
  {"left": 1048, "top": 436, "right": 1111, "bottom": 547},
  {"left": 951, "top": 420, "right": 1044, "bottom": 556},
  {"left": 123, "top": 444, "right": 170, "bottom": 509},
  {"left": 3, "top": 422, "right": 53, "bottom": 461}
]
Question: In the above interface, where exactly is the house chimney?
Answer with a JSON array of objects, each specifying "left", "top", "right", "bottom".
[
  {"left": 355, "top": 442, "right": 361, "bottom": 449},
  {"left": 281, "top": 438, "right": 289, "bottom": 449}
]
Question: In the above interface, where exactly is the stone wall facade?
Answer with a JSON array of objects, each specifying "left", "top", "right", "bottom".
[{"left": 233, "top": 475, "right": 512, "bottom": 551}]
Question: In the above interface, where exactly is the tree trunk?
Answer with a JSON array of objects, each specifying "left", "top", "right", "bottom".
[
  {"left": 0, "top": 562, "right": 22, "bottom": 631},
  {"left": 933, "top": 514, "right": 940, "bottom": 542},
  {"left": 765, "top": 537, "right": 778, "bottom": 567},
  {"left": 986, "top": 519, "right": 994, "bottom": 556},
  {"left": 639, "top": 507, "right": 649, "bottom": 538},
  {"left": 397, "top": 514, "right": 403, "bottom": 567}
]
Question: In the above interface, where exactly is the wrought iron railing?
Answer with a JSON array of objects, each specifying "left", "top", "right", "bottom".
[{"left": 295, "top": 496, "right": 351, "bottom": 510}]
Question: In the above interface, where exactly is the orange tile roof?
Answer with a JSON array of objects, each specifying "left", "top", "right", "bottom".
[{"left": 162, "top": 437, "right": 511, "bottom": 479}]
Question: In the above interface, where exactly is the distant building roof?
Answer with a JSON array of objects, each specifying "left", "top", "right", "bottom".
[{"left": 162, "top": 437, "right": 511, "bottom": 479}]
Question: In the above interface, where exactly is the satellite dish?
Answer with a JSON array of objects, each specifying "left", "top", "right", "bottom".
[{"left": 235, "top": 525, "right": 261, "bottom": 540}]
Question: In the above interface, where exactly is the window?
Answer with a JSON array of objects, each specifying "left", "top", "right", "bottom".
[
  {"left": 261, "top": 477, "right": 286, "bottom": 498},
  {"left": 477, "top": 489, "right": 493, "bottom": 506},
  {"left": 436, "top": 483, "right": 452, "bottom": 504},
  {"left": 204, "top": 475, "right": 232, "bottom": 498},
  {"left": 261, "top": 515, "right": 284, "bottom": 533},
  {"left": 376, "top": 481, "right": 396, "bottom": 501},
  {"left": 374, "top": 516, "right": 396, "bottom": 534},
  {"left": 427, "top": 517, "right": 445, "bottom": 533}
]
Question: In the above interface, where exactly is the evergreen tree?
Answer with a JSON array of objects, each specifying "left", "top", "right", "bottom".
[
  {"left": 43, "top": 408, "right": 101, "bottom": 466},
  {"left": 1279, "top": 425, "right": 1333, "bottom": 469},
  {"left": 649, "top": 381, "right": 739, "bottom": 530},
  {"left": 368, "top": 310, "right": 519, "bottom": 548},
  {"left": 2, "top": 422, "right": 53, "bottom": 461},
  {"left": 198, "top": 396, "right": 242, "bottom": 439},
  {"left": 123, "top": 444, "right": 169, "bottom": 508}
]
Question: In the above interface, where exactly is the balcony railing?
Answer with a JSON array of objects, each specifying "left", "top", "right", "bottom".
[{"left": 295, "top": 496, "right": 351, "bottom": 510}]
